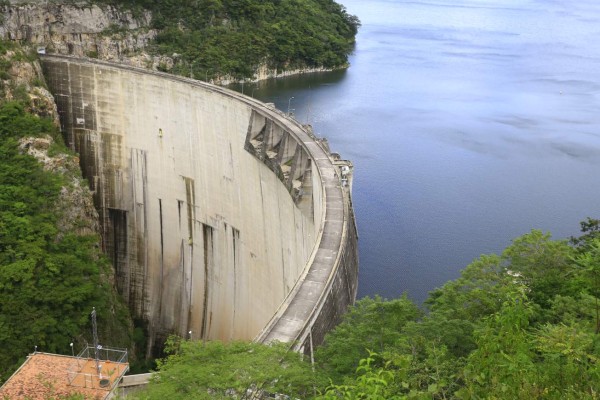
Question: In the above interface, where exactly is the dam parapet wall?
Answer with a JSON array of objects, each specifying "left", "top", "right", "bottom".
[{"left": 41, "top": 55, "right": 358, "bottom": 354}]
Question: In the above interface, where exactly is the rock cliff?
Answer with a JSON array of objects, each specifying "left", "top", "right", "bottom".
[
  {"left": 1, "top": 41, "right": 117, "bottom": 290},
  {"left": 0, "top": 1, "right": 172, "bottom": 69}
]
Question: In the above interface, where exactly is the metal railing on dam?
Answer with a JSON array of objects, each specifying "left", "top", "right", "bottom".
[{"left": 41, "top": 54, "right": 358, "bottom": 356}]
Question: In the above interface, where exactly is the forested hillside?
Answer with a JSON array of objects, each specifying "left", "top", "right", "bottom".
[
  {"left": 136, "top": 223, "right": 600, "bottom": 399},
  {"left": 0, "top": 39, "right": 134, "bottom": 383},
  {"left": 101, "top": 0, "right": 360, "bottom": 80},
  {"left": 315, "top": 225, "right": 600, "bottom": 399}
]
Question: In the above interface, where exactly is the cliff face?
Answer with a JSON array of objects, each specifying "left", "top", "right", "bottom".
[
  {"left": 0, "top": 2, "right": 172, "bottom": 69},
  {"left": 0, "top": 1, "right": 345, "bottom": 83},
  {"left": 1, "top": 45, "right": 94, "bottom": 238},
  {"left": 19, "top": 135, "right": 101, "bottom": 237}
]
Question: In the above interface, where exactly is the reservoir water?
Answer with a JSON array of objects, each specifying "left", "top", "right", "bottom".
[{"left": 232, "top": 0, "right": 600, "bottom": 303}]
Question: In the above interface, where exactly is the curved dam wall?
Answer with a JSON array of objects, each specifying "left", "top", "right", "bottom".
[{"left": 41, "top": 55, "right": 358, "bottom": 354}]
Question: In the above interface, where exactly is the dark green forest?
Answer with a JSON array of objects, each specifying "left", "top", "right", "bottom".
[
  {"left": 0, "top": 40, "right": 133, "bottom": 383},
  {"left": 101, "top": 0, "right": 360, "bottom": 80},
  {"left": 135, "top": 225, "right": 600, "bottom": 399}
]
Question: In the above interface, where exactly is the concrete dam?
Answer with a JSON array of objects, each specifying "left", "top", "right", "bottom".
[{"left": 41, "top": 55, "right": 358, "bottom": 355}]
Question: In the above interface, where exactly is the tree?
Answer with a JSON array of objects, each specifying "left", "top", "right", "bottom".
[
  {"left": 426, "top": 254, "right": 511, "bottom": 321},
  {"left": 134, "top": 338, "right": 326, "bottom": 399},
  {"left": 571, "top": 218, "right": 600, "bottom": 250},
  {"left": 317, "top": 352, "right": 405, "bottom": 400},
  {"left": 502, "top": 230, "right": 575, "bottom": 308},
  {"left": 533, "top": 323, "right": 600, "bottom": 397},
  {"left": 315, "top": 295, "right": 421, "bottom": 378},
  {"left": 459, "top": 288, "right": 538, "bottom": 399},
  {"left": 572, "top": 238, "right": 600, "bottom": 333}
]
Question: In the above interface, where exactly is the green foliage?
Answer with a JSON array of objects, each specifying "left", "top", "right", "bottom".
[
  {"left": 572, "top": 238, "right": 600, "bottom": 333},
  {"left": 120, "top": 223, "right": 600, "bottom": 399},
  {"left": 460, "top": 289, "right": 537, "bottom": 398},
  {"left": 31, "top": 76, "right": 46, "bottom": 88},
  {"left": 426, "top": 253, "right": 511, "bottom": 321},
  {"left": 101, "top": 23, "right": 130, "bottom": 36},
  {"left": 503, "top": 230, "right": 575, "bottom": 308},
  {"left": 85, "top": 50, "right": 99, "bottom": 59},
  {"left": 318, "top": 351, "right": 403, "bottom": 400},
  {"left": 0, "top": 37, "right": 16, "bottom": 57},
  {"left": 571, "top": 217, "right": 600, "bottom": 250},
  {"left": 0, "top": 85, "right": 132, "bottom": 381},
  {"left": 0, "top": 57, "right": 11, "bottom": 81},
  {"left": 459, "top": 293, "right": 600, "bottom": 399},
  {"left": 316, "top": 295, "right": 421, "bottom": 378},
  {"left": 10, "top": 83, "right": 31, "bottom": 104},
  {"left": 130, "top": 225, "right": 599, "bottom": 398},
  {"left": 99, "top": 0, "right": 359, "bottom": 80},
  {"left": 315, "top": 226, "right": 600, "bottom": 399},
  {"left": 0, "top": 2, "right": 7, "bottom": 26},
  {"left": 134, "top": 338, "right": 326, "bottom": 399},
  {"left": 0, "top": 101, "right": 58, "bottom": 140}
]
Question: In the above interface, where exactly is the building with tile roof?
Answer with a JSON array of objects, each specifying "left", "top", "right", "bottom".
[{"left": 0, "top": 348, "right": 128, "bottom": 400}]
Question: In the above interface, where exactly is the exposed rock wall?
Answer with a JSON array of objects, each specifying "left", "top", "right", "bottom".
[
  {"left": 19, "top": 135, "right": 101, "bottom": 237},
  {"left": 252, "top": 64, "right": 334, "bottom": 83},
  {"left": 0, "top": 2, "right": 165, "bottom": 68},
  {"left": 2, "top": 45, "right": 104, "bottom": 253}
]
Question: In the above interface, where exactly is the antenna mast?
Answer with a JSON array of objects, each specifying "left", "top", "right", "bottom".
[{"left": 91, "top": 308, "right": 101, "bottom": 374}]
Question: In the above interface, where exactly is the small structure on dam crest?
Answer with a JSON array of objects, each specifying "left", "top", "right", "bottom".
[{"left": 41, "top": 55, "right": 359, "bottom": 356}]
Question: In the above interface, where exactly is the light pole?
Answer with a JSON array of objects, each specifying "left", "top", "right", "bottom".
[{"left": 287, "top": 96, "right": 294, "bottom": 115}]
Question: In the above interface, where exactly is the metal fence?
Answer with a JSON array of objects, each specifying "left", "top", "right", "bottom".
[{"left": 67, "top": 346, "right": 129, "bottom": 391}]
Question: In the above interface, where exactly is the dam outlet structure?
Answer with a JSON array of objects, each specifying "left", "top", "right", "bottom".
[{"left": 41, "top": 55, "right": 359, "bottom": 356}]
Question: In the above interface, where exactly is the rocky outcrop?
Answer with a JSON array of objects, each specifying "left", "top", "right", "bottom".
[
  {"left": 2, "top": 42, "right": 101, "bottom": 238},
  {"left": 0, "top": 1, "right": 169, "bottom": 68},
  {"left": 0, "top": 37, "right": 101, "bottom": 239},
  {"left": 19, "top": 135, "right": 101, "bottom": 237},
  {"left": 252, "top": 64, "right": 334, "bottom": 82}
]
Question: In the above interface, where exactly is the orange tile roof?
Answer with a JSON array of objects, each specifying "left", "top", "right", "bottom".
[{"left": 0, "top": 353, "right": 128, "bottom": 400}]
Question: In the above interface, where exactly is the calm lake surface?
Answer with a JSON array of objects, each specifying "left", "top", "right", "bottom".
[{"left": 232, "top": 0, "right": 600, "bottom": 303}]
